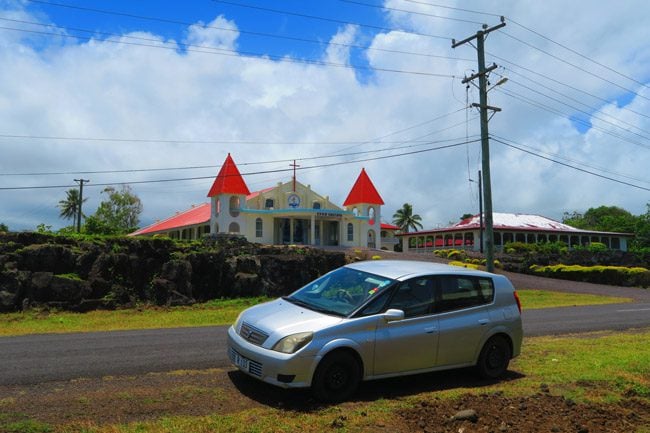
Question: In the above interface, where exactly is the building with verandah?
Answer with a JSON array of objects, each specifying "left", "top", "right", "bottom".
[{"left": 398, "top": 213, "right": 633, "bottom": 253}]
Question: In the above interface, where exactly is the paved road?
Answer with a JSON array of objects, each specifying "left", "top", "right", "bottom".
[{"left": 2, "top": 301, "right": 649, "bottom": 386}]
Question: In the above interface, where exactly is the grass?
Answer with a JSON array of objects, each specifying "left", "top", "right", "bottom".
[
  {"left": 0, "top": 290, "right": 632, "bottom": 337},
  {"left": 0, "top": 297, "right": 271, "bottom": 337},
  {"left": 1, "top": 329, "right": 647, "bottom": 432},
  {"left": 517, "top": 289, "right": 631, "bottom": 309}
]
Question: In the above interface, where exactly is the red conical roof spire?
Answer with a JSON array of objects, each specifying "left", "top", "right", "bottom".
[
  {"left": 207, "top": 153, "right": 251, "bottom": 197},
  {"left": 343, "top": 168, "right": 384, "bottom": 206}
]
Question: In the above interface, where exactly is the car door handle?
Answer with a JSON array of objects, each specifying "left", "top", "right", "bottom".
[
  {"left": 478, "top": 319, "right": 489, "bottom": 326},
  {"left": 424, "top": 326, "right": 437, "bottom": 333}
]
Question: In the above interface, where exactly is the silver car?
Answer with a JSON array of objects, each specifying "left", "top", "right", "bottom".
[{"left": 227, "top": 260, "right": 523, "bottom": 401}]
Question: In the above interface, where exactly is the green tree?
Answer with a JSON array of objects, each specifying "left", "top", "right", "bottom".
[
  {"left": 563, "top": 206, "right": 637, "bottom": 233},
  {"left": 634, "top": 203, "right": 650, "bottom": 249},
  {"left": 58, "top": 188, "right": 87, "bottom": 223},
  {"left": 460, "top": 213, "right": 474, "bottom": 221},
  {"left": 392, "top": 203, "right": 423, "bottom": 233},
  {"left": 0, "top": 222, "right": 8, "bottom": 232},
  {"left": 85, "top": 185, "right": 142, "bottom": 235}
]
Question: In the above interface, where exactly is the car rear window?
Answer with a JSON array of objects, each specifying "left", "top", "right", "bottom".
[{"left": 437, "top": 275, "right": 494, "bottom": 312}]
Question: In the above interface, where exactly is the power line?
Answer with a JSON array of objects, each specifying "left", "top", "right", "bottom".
[
  {"left": 491, "top": 56, "right": 650, "bottom": 121},
  {"left": 1, "top": 25, "right": 457, "bottom": 79},
  {"left": 499, "top": 68, "right": 650, "bottom": 129},
  {"left": 499, "top": 31, "right": 650, "bottom": 103},
  {"left": 0, "top": 134, "right": 476, "bottom": 177},
  {"left": 400, "top": 0, "right": 500, "bottom": 17},
  {"left": 394, "top": 0, "right": 649, "bottom": 91},
  {"left": 491, "top": 136, "right": 650, "bottom": 192},
  {"left": 496, "top": 73, "right": 650, "bottom": 142},
  {"left": 0, "top": 107, "right": 472, "bottom": 176},
  {"left": 339, "top": 0, "right": 485, "bottom": 25},
  {"left": 491, "top": 133, "right": 650, "bottom": 185},
  {"left": 0, "top": 138, "right": 480, "bottom": 191},
  {"left": 506, "top": 18, "right": 650, "bottom": 91},
  {"left": 212, "top": 0, "right": 450, "bottom": 40},
  {"left": 8, "top": 10, "right": 473, "bottom": 63},
  {"left": 496, "top": 87, "right": 650, "bottom": 150}
]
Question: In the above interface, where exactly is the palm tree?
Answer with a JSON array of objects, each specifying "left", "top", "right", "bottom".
[
  {"left": 58, "top": 188, "right": 87, "bottom": 223},
  {"left": 392, "top": 203, "right": 423, "bottom": 233}
]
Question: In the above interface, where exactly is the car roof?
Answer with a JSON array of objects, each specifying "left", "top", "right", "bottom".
[{"left": 345, "top": 260, "right": 494, "bottom": 281}]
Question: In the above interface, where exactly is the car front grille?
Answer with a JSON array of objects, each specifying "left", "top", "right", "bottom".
[{"left": 239, "top": 321, "right": 270, "bottom": 346}]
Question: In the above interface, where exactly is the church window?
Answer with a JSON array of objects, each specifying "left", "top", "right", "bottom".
[
  {"left": 313, "top": 201, "right": 321, "bottom": 209},
  {"left": 229, "top": 196, "right": 240, "bottom": 217},
  {"left": 256, "top": 218, "right": 263, "bottom": 237},
  {"left": 265, "top": 198, "right": 274, "bottom": 209},
  {"left": 347, "top": 223, "right": 354, "bottom": 241},
  {"left": 228, "top": 222, "right": 240, "bottom": 233}
]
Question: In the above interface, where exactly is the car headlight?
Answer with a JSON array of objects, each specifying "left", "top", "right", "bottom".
[{"left": 272, "top": 332, "right": 313, "bottom": 354}]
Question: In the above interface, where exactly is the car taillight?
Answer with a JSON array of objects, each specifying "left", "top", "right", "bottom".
[{"left": 513, "top": 291, "right": 522, "bottom": 314}]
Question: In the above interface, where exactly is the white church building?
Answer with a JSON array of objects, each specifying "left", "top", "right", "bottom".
[{"left": 131, "top": 154, "right": 398, "bottom": 249}]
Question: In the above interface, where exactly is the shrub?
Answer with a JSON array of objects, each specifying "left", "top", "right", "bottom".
[
  {"left": 530, "top": 264, "right": 650, "bottom": 287},
  {"left": 449, "top": 260, "right": 479, "bottom": 270},
  {"left": 588, "top": 242, "right": 608, "bottom": 253}
]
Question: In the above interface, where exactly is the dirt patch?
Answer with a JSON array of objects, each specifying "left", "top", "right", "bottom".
[
  {"left": 398, "top": 390, "right": 650, "bottom": 433},
  {"left": 1, "top": 369, "right": 649, "bottom": 432}
]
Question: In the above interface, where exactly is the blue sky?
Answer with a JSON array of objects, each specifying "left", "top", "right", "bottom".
[
  {"left": 1, "top": 0, "right": 649, "bottom": 231},
  {"left": 23, "top": 0, "right": 387, "bottom": 68}
]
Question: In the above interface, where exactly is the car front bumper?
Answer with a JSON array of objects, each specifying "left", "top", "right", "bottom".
[{"left": 227, "top": 325, "right": 320, "bottom": 389}]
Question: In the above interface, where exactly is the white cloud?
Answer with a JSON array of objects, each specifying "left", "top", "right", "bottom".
[{"left": 0, "top": 1, "right": 648, "bottom": 233}]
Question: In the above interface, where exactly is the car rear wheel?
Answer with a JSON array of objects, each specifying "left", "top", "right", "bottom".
[
  {"left": 476, "top": 335, "right": 511, "bottom": 379},
  {"left": 312, "top": 351, "right": 361, "bottom": 402}
]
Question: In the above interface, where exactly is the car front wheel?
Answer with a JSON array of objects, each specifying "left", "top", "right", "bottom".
[
  {"left": 476, "top": 335, "right": 512, "bottom": 379},
  {"left": 312, "top": 351, "right": 361, "bottom": 402}
]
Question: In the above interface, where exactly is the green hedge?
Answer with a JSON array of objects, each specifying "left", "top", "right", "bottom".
[{"left": 530, "top": 264, "right": 650, "bottom": 288}]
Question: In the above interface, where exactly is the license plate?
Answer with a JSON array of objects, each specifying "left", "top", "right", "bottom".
[{"left": 232, "top": 350, "right": 250, "bottom": 370}]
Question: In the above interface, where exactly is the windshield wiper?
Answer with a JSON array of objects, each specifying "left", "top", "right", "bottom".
[{"left": 282, "top": 296, "right": 344, "bottom": 317}]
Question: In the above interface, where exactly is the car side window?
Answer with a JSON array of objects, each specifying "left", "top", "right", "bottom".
[
  {"left": 357, "top": 287, "right": 393, "bottom": 316},
  {"left": 385, "top": 277, "right": 435, "bottom": 318},
  {"left": 437, "top": 276, "right": 494, "bottom": 313}
]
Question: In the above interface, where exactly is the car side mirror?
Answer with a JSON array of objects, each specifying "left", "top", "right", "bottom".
[{"left": 384, "top": 309, "right": 404, "bottom": 322}]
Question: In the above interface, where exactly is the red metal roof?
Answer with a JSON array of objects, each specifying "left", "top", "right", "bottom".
[
  {"left": 381, "top": 223, "right": 400, "bottom": 230},
  {"left": 130, "top": 203, "right": 210, "bottom": 236},
  {"left": 343, "top": 168, "right": 384, "bottom": 206},
  {"left": 207, "top": 153, "right": 251, "bottom": 197}
]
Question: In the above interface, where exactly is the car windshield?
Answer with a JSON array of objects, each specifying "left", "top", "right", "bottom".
[{"left": 285, "top": 266, "right": 395, "bottom": 317}]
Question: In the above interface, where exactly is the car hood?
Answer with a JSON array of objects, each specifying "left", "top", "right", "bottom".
[{"left": 241, "top": 298, "right": 343, "bottom": 338}]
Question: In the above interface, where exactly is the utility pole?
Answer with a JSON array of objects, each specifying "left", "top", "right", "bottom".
[
  {"left": 452, "top": 18, "right": 505, "bottom": 273},
  {"left": 478, "top": 170, "right": 484, "bottom": 254},
  {"left": 74, "top": 179, "right": 89, "bottom": 233}
]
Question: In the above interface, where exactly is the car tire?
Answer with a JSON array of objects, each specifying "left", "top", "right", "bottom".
[
  {"left": 312, "top": 351, "right": 361, "bottom": 402},
  {"left": 476, "top": 335, "right": 512, "bottom": 379}
]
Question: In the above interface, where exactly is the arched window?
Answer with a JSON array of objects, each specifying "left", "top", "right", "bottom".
[
  {"left": 352, "top": 207, "right": 359, "bottom": 216},
  {"left": 368, "top": 207, "right": 375, "bottom": 225},
  {"left": 265, "top": 198, "right": 274, "bottom": 209},
  {"left": 229, "top": 196, "right": 240, "bottom": 217},
  {"left": 255, "top": 218, "right": 263, "bottom": 238},
  {"left": 347, "top": 223, "right": 354, "bottom": 241},
  {"left": 313, "top": 201, "right": 321, "bottom": 209},
  {"left": 228, "top": 222, "right": 240, "bottom": 233},
  {"left": 368, "top": 229, "right": 376, "bottom": 248}
]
